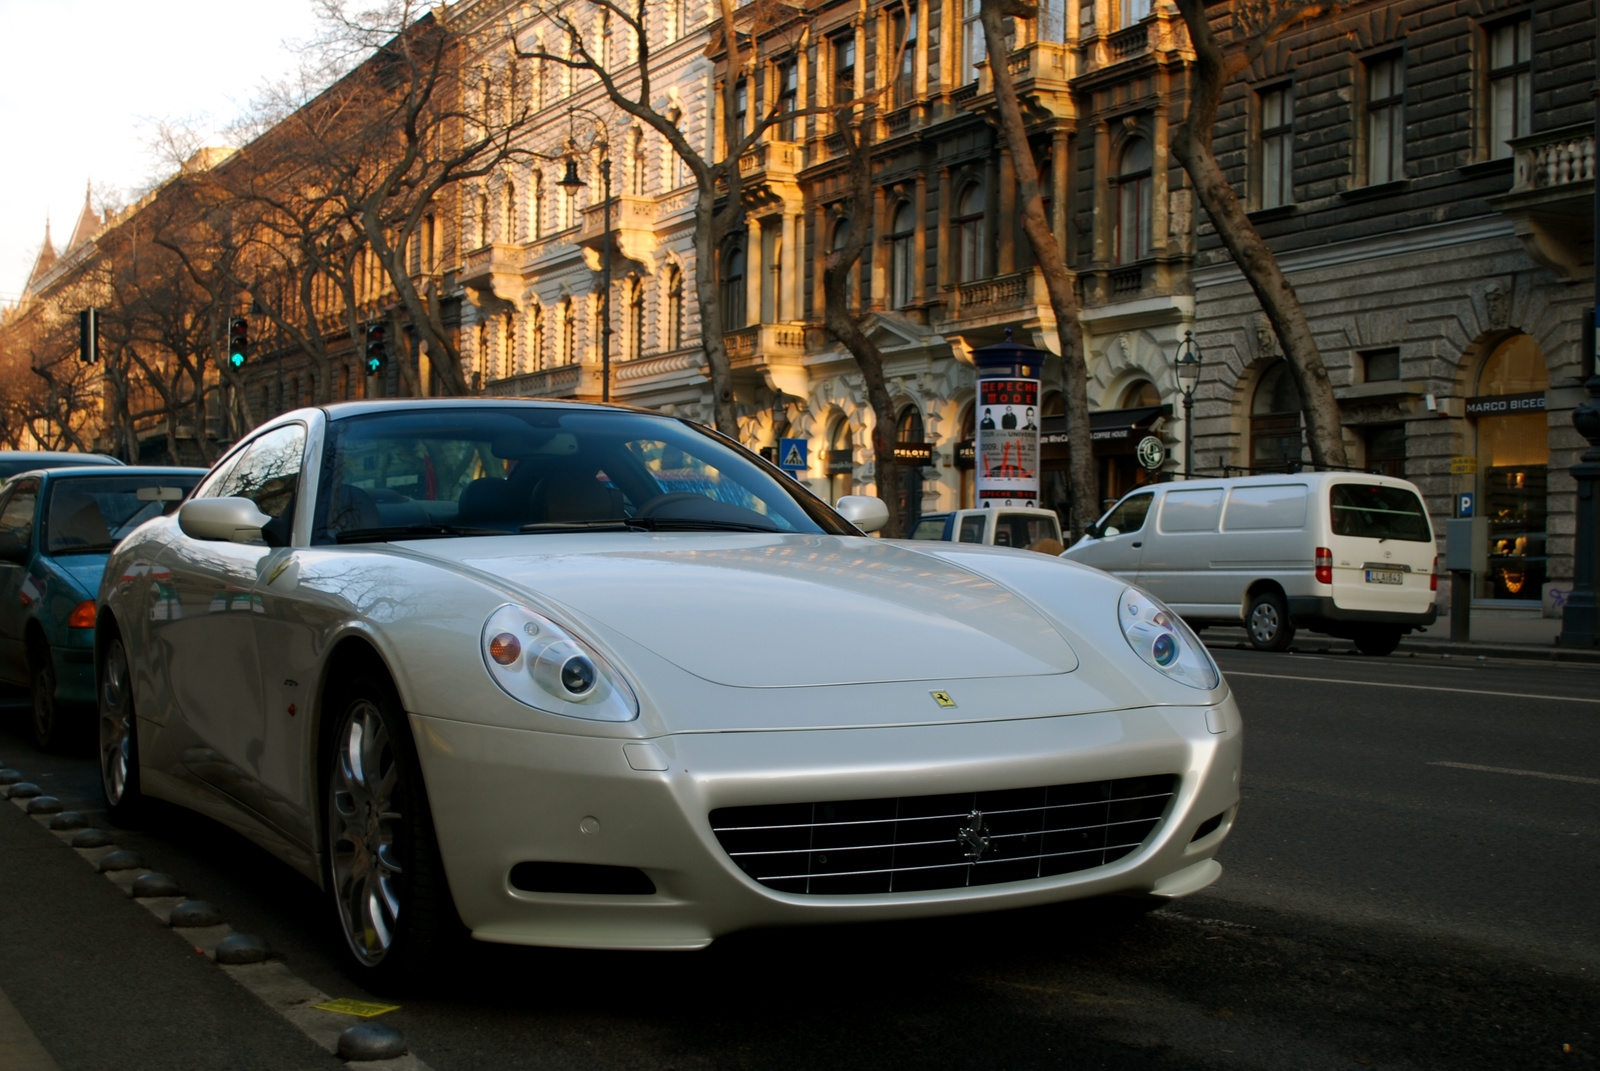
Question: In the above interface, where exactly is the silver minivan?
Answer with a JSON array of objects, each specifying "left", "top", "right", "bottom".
[{"left": 1061, "top": 473, "right": 1438, "bottom": 654}]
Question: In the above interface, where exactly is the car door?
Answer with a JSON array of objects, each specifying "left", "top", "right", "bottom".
[
  {"left": 158, "top": 423, "right": 307, "bottom": 821},
  {"left": 1064, "top": 490, "right": 1154, "bottom": 580},
  {"left": 0, "top": 479, "right": 40, "bottom": 682},
  {"left": 1138, "top": 487, "right": 1224, "bottom": 613}
]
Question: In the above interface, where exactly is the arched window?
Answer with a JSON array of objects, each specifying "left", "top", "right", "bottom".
[
  {"left": 1476, "top": 333, "right": 1550, "bottom": 600},
  {"left": 1120, "top": 380, "right": 1161, "bottom": 408},
  {"left": 721, "top": 240, "right": 747, "bottom": 328},
  {"left": 559, "top": 298, "right": 576, "bottom": 364},
  {"left": 888, "top": 202, "right": 916, "bottom": 309},
  {"left": 628, "top": 279, "right": 646, "bottom": 360},
  {"left": 529, "top": 302, "right": 545, "bottom": 371},
  {"left": 1117, "top": 138, "right": 1153, "bottom": 264},
  {"left": 897, "top": 405, "right": 925, "bottom": 446},
  {"left": 956, "top": 184, "right": 986, "bottom": 282},
  {"left": 1250, "top": 361, "right": 1304, "bottom": 473},
  {"left": 828, "top": 417, "right": 854, "bottom": 503},
  {"left": 665, "top": 265, "right": 684, "bottom": 350},
  {"left": 502, "top": 181, "right": 517, "bottom": 242}
]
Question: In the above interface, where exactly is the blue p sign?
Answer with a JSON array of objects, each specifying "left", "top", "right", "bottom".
[{"left": 1458, "top": 492, "right": 1474, "bottom": 518}]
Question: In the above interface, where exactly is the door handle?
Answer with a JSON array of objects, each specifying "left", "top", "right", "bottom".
[{"left": 1131, "top": 541, "right": 1143, "bottom": 548}]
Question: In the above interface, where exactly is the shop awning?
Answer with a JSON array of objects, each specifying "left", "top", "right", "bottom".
[{"left": 1041, "top": 405, "right": 1171, "bottom": 459}]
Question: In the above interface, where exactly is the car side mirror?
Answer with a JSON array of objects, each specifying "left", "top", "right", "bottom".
[
  {"left": 1083, "top": 523, "right": 1101, "bottom": 540},
  {"left": 836, "top": 495, "right": 890, "bottom": 534},
  {"left": 0, "top": 530, "right": 29, "bottom": 564},
  {"left": 178, "top": 497, "right": 272, "bottom": 544}
]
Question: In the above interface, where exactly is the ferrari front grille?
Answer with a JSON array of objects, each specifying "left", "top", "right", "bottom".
[{"left": 709, "top": 775, "right": 1176, "bottom": 895}]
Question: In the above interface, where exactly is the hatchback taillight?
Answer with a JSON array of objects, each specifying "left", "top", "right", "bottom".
[{"left": 1315, "top": 547, "right": 1333, "bottom": 586}]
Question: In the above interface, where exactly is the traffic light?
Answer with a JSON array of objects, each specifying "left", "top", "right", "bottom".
[
  {"left": 226, "top": 317, "right": 248, "bottom": 369},
  {"left": 364, "top": 321, "right": 387, "bottom": 375},
  {"left": 78, "top": 308, "right": 98, "bottom": 363}
]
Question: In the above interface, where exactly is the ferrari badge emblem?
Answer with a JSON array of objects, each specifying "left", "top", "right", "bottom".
[
  {"left": 956, "top": 810, "right": 990, "bottom": 862},
  {"left": 930, "top": 691, "right": 956, "bottom": 708}
]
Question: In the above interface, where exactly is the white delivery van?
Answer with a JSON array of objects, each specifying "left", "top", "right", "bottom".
[
  {"left": 1061, "top": 473, "right": 1437, "bottom": 654},
  {"left": 908, "top": 507, "right": 1064, "bottom": 552}
]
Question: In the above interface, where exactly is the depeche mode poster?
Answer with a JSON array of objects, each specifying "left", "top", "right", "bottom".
[{"left": 975, "top": 376, "right": 1040, "bottom": 508}]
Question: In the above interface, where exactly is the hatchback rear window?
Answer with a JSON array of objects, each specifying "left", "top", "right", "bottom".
[{"left": 1329, "top": 484, "right": 1431, "bottom": 542}]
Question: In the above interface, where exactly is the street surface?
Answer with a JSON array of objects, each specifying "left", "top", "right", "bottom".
[{"left": 1, "top": 647, "right": 1596, "bottom": 1070}]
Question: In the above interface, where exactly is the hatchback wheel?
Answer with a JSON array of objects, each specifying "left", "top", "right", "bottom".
[
  {"left": 29, "top": 643, "right": 62, "bottom": 751},
  {"left": 1246, "top": 591, "right": 1296, "bottom": 652},
  {"left": 99, "top": 637, "right": 144, "bottom": 825},
  {"left": 326, "top": 672, "right": 457, "bottom": 988}
]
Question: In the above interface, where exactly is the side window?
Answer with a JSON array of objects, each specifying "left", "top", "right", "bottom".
[
  {"left": 1222, "top": 484, "right": 1309, "bottom": 531},
  {"left": 209, "top": 424, "right": 308, "bottom": 546},
  {"left": 0, "top": 481, "right": 40, "bottom": 549},
  {"left": 958, "top": 515, "right": 986, "bottom": 543},
  {"left": 1099, "top": 492, "right": 1153, "bottom": 537},
  {"left": 192, "top": 448, "right": 247, "bottom": 501},
  {"left": 1159, "top": 489, "right": 1224, "bottom": 533}
]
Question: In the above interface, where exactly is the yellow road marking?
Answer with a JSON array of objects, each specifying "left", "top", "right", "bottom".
[{"left": 313, "top": 998, "right": 400, "bottom": 1018}]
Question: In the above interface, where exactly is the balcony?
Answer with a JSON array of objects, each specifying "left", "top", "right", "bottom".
[
  {"left": 1489, "top": 123, "right": 1595, "bottom": 280},
  {"left": 943, "top": 271, "right": 1051, "bottom": 325},
  {"left": 968, "top": 41, "right": 1077, "bottom": 122},
  {"left": 459, "top": 243, "right": 522, "bottom": 301},
  {"left": 1108, "top": 23, "right": 1147, "bottom": 61},
  {"left": 735, "top": 141, "right": 803, "bottom": 212},
  {"left": 723, "top": 322, "right": 806, "bottom": 362},
  {"left": 576, "top": 193, "right": 658, "bottom": 271},
  {"left": 1081, "top": 10, "right": 1190, "bottom": 76},
  {"left": 485, "top": 363, "right": 582, "bottom": 399}
]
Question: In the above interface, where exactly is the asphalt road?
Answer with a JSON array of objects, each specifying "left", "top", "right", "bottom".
[{"left": 0, "top": 648, "right": 1596, "bottom": 1071}]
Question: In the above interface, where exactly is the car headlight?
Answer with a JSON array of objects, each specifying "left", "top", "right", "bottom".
[
  {"left": 1118, "top": 587, "right": 1219, "bottom": 690},
  {"left": 481, "top": 604, "right": 639, "bottom": 722}
]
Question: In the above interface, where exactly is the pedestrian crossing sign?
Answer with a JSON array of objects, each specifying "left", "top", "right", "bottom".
[{"left": 779, "top": 438, "right": 807, "bottom": 471}]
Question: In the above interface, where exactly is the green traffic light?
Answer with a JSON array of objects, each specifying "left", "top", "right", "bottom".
[{"left": 229, "top": 351, "right": 245, "bottom": 370}]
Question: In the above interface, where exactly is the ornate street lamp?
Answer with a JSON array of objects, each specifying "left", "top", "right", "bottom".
[
  {"left": 1176, "top": 330, "right": 1203, "bottom": 479},
  {"left": 557, "top": 117, "right": 614, "bottom": 402}
]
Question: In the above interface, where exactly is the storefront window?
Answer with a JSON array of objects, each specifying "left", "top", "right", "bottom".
[
  {"left": 1475, "top": 333, "right": 1548, "bottom": 600},
  {"left": 1250, "top": 361, "right": 1303, "bottom": 472},
  {"left": 827, "top": 418, "right": 854, "bottom": 504},
  {"left": 897, "top": 406, "right": 925, "bottom": 530}
]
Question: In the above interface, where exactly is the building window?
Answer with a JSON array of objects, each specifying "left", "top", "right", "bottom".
[
  {"left": 777, "top": 59, "right": 799, "bottom": 141},
  {"left": 501, "top": 312, "right": 516, "bottom": 378},
  {"left": 560, "top": 298, "right": 576, "bottom": 364},
  {"left": 832, "top": 35, "right": 856, "bottom": 107},
  {"left": 827, "top": 418, "right": 854, "bottom": 504},
  {"left": 896, "top": 405, "right": 926, "bottom": 531},
  {"left": 1120, "top": 0, "right": 1150, "bottom": 28},
  {"left": 1116, "top": 137, "right": 1153, "bottom": 264},
  {"left": 502, "top": 181, "right": 517, "bottom": 242},
  {"left": 1365, "top": 53, "right": 1405, "bottom": 185},
  {"left": 628, "top": 280, "right": 646, "bottom": 360},
  {"left": 1250, "top": 361, "right": 1304, "bottom": 472},
  {"left": 1364, "top": 424, "right": 1406, "bottom": 478},
  {"left": 1475, "top": 332, "right": 1549, "bottom": 600},
  {"left": 1362, "top": 347, "right": 1400, "bottom": 382},
  {"left": 422, "top": 213, "right": 436, "bottom": 270},
  {"left": 529, "top": 303, "right": 544, "bottom": 370},
  {"left": 665, "top": 265, "right": 684, "bottom": 349},
  {"left": 893, "top": 9, "right": 918, "bottom": 107},
  {"left": 1259, "top": 84, "right": 1293, "bottom": 209},
  {"left": 956, "top": 183, "right": 986, "bottom": 282},
  {"left": 629, "top": 129, "right": 645, "bottom": 195},
  {"left": 733, "top": 79, "right": 749, "bottom": 141},
  {"left": 721, "top": 240, "right": 747, "bottom": 328},
  {"left": 962, "top": 0, "right": 985, "bottom": 85},
  {"left": 478, "top": 192, "right": 491, "bottom": 246},
  {"left": 532, "top": 173, "right": 544, "bottom": 239},
  {"left": 1487, "top": 19, "right": 1532, "bottom": 159},
  {"left": 888, "top": 202, "right": 916, "bottom": 309}
]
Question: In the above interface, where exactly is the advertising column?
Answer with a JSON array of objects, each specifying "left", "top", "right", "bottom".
[{"left": 972, "top": 335, "right": 1047, "bottom": 510}]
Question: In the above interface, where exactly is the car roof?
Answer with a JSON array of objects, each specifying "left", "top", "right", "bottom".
[
  {"left": 41, "top": 466, "right": 208, "bottom": 479},
  {"left": 315, "top": 397, "right": 666, "bottom": 421},
  {"left": 0, "top": 451, "right": 122, "bottom": 464},
  {"left": 1133, "top": 472, "right": 1421, "bottom": 494}
]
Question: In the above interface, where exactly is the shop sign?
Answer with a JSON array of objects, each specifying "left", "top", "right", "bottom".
[
  {"left": 824, "top": 449, "right": 855, "bottom": 475},
  {"left": 1091, "top": 427, "right": 1134, "bottom": 441},
  {"left": 954, "top": 439, "right": 975, "bottom": 469},
  {"left": 1450, "top": 456, "right": 1478, "bottom": 475},
  {"left": 1465, "top": 392, "right": 1545, "bottom": 417},
  {"left": 894, "top": 441, "right": 934, "bottom": 464},
  {"left": 1136, "top": 436, "right": 1165, "bottom": 470}
]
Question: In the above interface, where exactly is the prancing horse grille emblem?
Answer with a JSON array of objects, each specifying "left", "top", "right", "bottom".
[{"left": 956, "top": 809, "right": 991, "bottom": 862}]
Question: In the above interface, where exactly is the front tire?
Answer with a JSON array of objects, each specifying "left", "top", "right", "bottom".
[
  {"left": 98, "top": 637, "right": 143, "bottom": 825},
  {"left": 325, "top": 671, "right": 457, "bottom": 989},
  {"left": 1246, "top": 591, "right": 1296, "bottom": 652},
  {"left": 30, "top": 642, "right": 62, "bottom": 751}
]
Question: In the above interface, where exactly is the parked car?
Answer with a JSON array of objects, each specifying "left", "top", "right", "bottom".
[
  {"left": 0, "top": 466, "right": 204, "bottom": 747},
  {"left": 1061, "top": 472, "right": 1438, "bottom": 655},
  {"left": 909, "top": 506, "right": 1065, "bottom": 552},
  {"left": 96, "top": 400, "right": 1241, "bottom": 987},
  {"left": 0, "top": 451, "right": 123, "bottom": 481}
]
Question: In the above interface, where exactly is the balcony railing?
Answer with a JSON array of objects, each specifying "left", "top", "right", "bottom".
[
  {"left": 738, "top": 140, "right": 802, "bottom": 180},
  {"left": 945, "top": 271, "right": 1050, "bottom": 321},
  {"left": 1109, "top": 23, "right": 1148, "bottom": 60},
  {"left": 485, "top": 363, "right": 581, "bottom": 398},
  {"left": 1509, "top": 125, "right": 1595, "bottom": 193},
  {"left": 722, "top": 323, "right": 806, "bottom": 360}
]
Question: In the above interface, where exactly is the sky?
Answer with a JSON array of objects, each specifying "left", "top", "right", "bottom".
[{"left": 0, "top": 1, "right": 329, "bottom": 304}]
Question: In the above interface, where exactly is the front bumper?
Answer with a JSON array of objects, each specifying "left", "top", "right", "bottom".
[{"left": 411, "top": 700, "right": 1243, "bottom": 950}]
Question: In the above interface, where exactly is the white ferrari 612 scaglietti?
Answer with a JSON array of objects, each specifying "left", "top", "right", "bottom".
[{"left": 96, "top": 399, "right": 1241, "bottom": 985}]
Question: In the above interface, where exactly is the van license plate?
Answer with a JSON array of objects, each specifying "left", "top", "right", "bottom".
[{"left": 1365, "top": 569, "right": 1404, "bottom": 585}]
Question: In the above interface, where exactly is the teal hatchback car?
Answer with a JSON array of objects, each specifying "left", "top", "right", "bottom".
[{"left": 0, "top": 466, "right": 205, "bottom": 748}]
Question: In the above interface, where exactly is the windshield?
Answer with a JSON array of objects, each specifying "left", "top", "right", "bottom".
[
  {"left": 45, "top": 474, "right": 201, "bottom": 554},
  {"left": 1329, "top": 483, "right": 1432, "bottom": 542},
  {"left": 313, "top": 407, "right": 853, "bottom": 544}
]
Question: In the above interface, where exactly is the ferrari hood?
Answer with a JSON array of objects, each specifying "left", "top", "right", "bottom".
[{"left": 404, "top": 533, "right": 1079, "bottom": 688}]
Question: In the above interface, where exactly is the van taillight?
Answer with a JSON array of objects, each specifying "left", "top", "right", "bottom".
[
  {"left": 1315, "top": 547, "right": 1333, "bottom": 585},
  {"left": 1432, "top": 555, "right": 1439, "bottom": 592}
]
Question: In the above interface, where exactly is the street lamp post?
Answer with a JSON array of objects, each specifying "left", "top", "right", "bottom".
[
  {"left": 556, "top": 119, "right": 613, "bottom": 403},
  {"left": 1175, "top": 330, "right": 1203, "bottom": 479}
]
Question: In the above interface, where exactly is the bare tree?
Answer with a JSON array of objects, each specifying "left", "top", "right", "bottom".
[
  {"left": 515, "top": 0, "right": 821, "bottom": 436},
  {"left": 977, "top": 0, "right": 1097, "bottom": 531},
  {"left": 1170, "top": 0, "right": 1347, "bottom": 469}
]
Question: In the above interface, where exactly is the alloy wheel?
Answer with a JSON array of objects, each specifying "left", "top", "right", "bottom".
[
  {"left": 329, "top": 699, "right": 404, "bottom": 967},
  {"left": 99, "top": 641, "right": 133, "bottom": 805}
]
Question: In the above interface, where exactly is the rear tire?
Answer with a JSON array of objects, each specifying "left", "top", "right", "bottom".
[
  {"left": 29, "top": 641, "right": 62, "bottom": 751},
  {"left": 1354, "top": 627, "right": 1402, "bottom": 657},
  {"left": 99, "top": 637, "right": 144, "bottom": 826},
  {"left": 1246, "top": 591, "right": 1296, "bottom": 652},
  {"left": 324, "top": 669, "right": 460, "bottom": 991}
]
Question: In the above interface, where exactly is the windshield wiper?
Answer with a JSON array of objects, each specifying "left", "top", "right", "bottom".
[
  {"left": 335, "top": 524, "right": 511, "bottom": 543},
  {"left": 624, "top": 517, "right": 781, "bottom": 533},
  {"left": 519, "top": 521, "right": 634, "bottom": 533}
]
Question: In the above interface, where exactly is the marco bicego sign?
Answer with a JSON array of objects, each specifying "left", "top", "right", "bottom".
[{"left": 1465, "top": 392, "right": 1546, "bottom": 417}]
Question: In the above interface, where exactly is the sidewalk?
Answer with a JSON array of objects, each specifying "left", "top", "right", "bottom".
[{"left": 1201, "top": 618, "right": 1600, "bottom": 664}]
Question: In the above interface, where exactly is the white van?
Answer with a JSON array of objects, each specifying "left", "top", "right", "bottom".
[{"left": 1061, "top": 473, "right": 1438, "bottom": 654}]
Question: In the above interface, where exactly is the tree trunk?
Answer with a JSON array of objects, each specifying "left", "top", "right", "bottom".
[
  {"left": 694, "top": 199, "right": 739, "bottom": 435},
  {"left": 978, "top": 0, "right": 1099, "bottom": 535},
  {"left": 1171, "top": 0, "right": 1347, "bottom": 470}
]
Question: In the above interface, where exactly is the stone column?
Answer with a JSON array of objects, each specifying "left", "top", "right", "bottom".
[
  {"left": 998, "top": 149, "right": 1016, "bottom": 275},
  {"left": 780, "top": 212, "right": 797, "bottom": 321},
  {"left": 746, "top": 217, "right": 762, "bottom": 326},
  {"left": 937, "top": 166, "right": 954, "bottom": 291},
  {"left": 1093, "top": 120, "right": 1111, "bottom": 266},
  {"left": 813, "top": 204, "right": 829, "bottom": 319},
  {"left": 1053, "top": 127, "right": 1070, "bottom": 261},
  {"left": 870, "top": 185, "right": 888, "bottom": 311},
  {"left": 913, "top": 174, "right": 929, "bottom": 305}
]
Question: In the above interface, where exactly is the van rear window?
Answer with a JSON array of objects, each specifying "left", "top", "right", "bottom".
[{"left": 1329, "top": 484, "right": 1432, "bottom": 542}]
